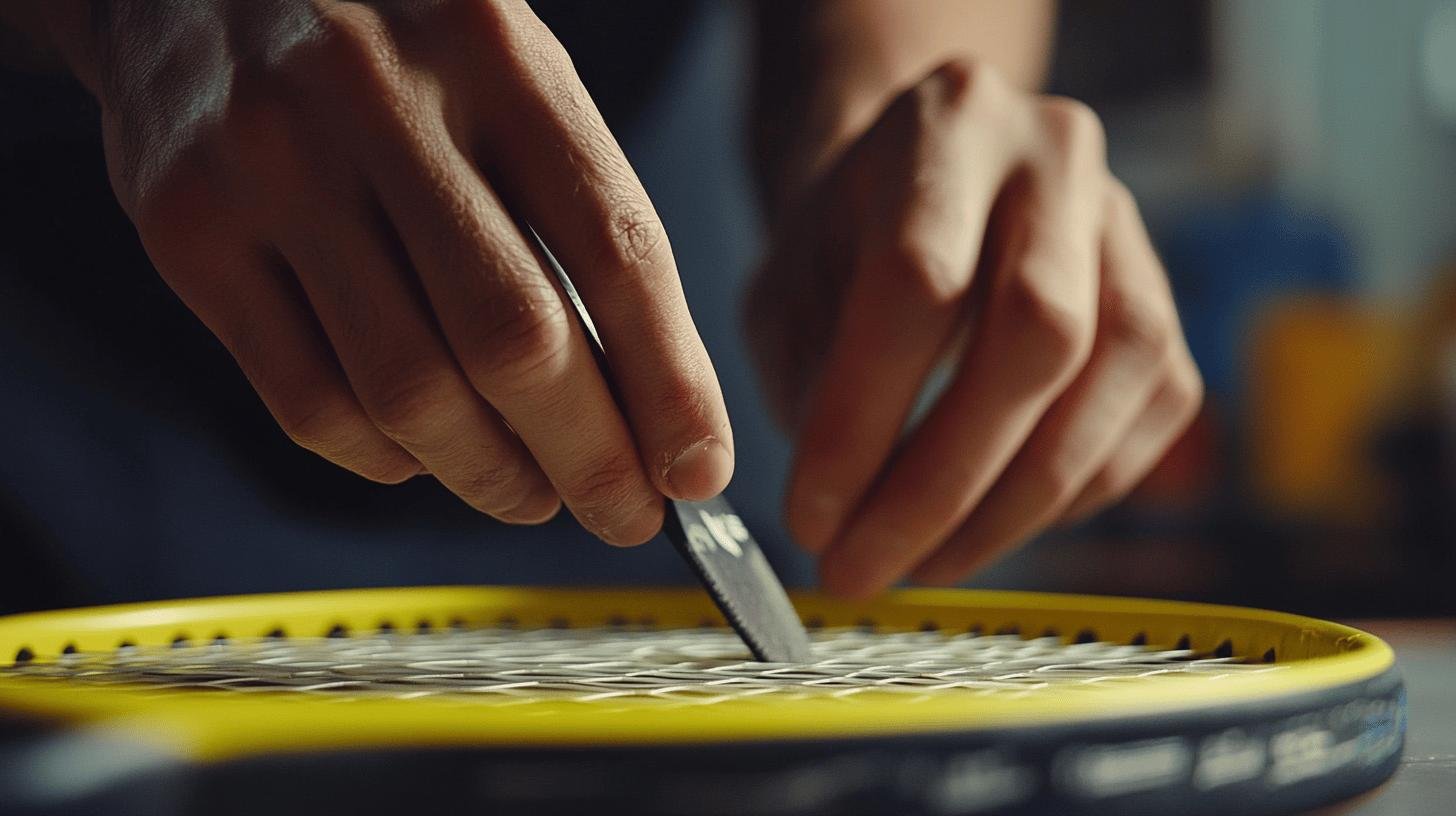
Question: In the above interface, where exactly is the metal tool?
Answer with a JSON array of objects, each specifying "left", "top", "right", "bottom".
[{"left": 528, "top": 228, "right": 813, "bottom": 663}]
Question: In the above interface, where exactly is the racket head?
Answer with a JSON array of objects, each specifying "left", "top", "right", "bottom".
[{"left": 0, "top": 587, "right": 1404, "bottom": 815}]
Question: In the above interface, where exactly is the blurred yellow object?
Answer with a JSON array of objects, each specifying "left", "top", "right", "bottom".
[{"left": 1247, "top": 297, "right": 1417, "bottom": 523}]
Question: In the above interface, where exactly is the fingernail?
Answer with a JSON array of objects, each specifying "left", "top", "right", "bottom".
[
  {"left": 664, "top": 437, "right": 733, "bottom": 501},
  {"left": 786, "top": 490, "right": 844, "bottom": 555}
]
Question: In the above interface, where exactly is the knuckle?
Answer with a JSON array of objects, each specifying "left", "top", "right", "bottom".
[
  {"left": 457, "top": 459, "right": 535, "bottom": 515},
  {"left": 600, "top": 206, "right": 672, "bottom": 281},
  {"left": 878, "top": 237, "right": 968, "bottom": 305},
  {"left": 1101, "top": 289, "right": 1173, "bottom": 360},
  {"left": 1039, "top": 96, "right": 1106, "bottom": 159},
  {"left": 1104, "top": 177, "right": 1141, "bottom": 222},
  {"left": 1034, "top": 460, "right": 1084, "bottom": 508},
  {"left": 1002, "top": 267, "right": 1094, "bottom": 380},
  {"left": 359, "top": 367, "right": 456, "bottom": 439},
  {"left": 1168, "top": 356, "right": 1206, "bottom": 416},
  {"left": 461, "top": 288, "right": 573, "bottom": 394},
  {"left": 911, "top": 56, "right": 1004, "bottom": 115},
  {"left": 276, "top": 392, "right": 358, "bottom": 453},
  {"left": 568, "top": 455, "right": 644, "bottom": 510},
  {"left": 564, "top": 455, "right": 657, "bottom": 540},
  {"left": 940, "top": 55, "right": 1003, "bottom": 109}
]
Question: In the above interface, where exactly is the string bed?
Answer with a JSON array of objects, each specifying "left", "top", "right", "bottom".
[{"left": 3, "top": 626, "right": 1280, "bottom": 707}]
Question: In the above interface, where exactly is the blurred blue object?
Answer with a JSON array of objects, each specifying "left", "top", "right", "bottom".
[{"left": 1159, "top": 191, "right": 1355, "bottom": 400}]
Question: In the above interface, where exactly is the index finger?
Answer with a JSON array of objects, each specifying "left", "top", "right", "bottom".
[{"left": 469, "top": 9, "right": 734, "bottom": 502}]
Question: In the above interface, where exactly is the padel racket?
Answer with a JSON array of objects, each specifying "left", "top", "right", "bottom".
[{"left": 0, "top": 587, "right": 1402, "bottom": 815}]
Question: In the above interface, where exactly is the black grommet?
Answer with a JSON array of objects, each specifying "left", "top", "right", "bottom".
[
  {"left": 264, "top": 627, "right": 286, "bottom": 640},
  {"left": 170, "top": 636, "right": 189, "bottom": 649},
  {"left": 1262, "top": 648, "right": 1277, "bottom": 663},
  {"left": 1215, "top": 639, "right": 1234, "bottom": 659},
  {"left": 326, "top": 624, "right": 348, "bottom": 639},
  {"left": 1175, "top": 634, "right": 1192, "bottom": 651},
  {"left": 62, "top": 643, "right": 79, "bottom": 655},
  {"left": 1130, "top": 632, "right": 1148, "bottom": 646},
  {"left": 13, "top": 647, "right": 34, "bottom": 665}
]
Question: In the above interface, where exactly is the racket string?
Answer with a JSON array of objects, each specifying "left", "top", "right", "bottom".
[{"left": 3, "top": 627, "right": 1281, "bottom": 705}]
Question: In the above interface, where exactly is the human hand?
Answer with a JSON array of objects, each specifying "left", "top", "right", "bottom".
[
  {"left": 48, "top": 0, "right": 732, "bottom": 544},
  {"left": 746, "top": 60, "right": 1202, "bottom": 596}
]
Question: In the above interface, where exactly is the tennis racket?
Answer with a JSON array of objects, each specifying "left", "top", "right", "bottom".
[{"left": 0, "top": 587, "right": 1403, "bottom": 815}]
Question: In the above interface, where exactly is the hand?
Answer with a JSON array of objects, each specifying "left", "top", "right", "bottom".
[
  {"left": 746, "top": 60, "right": 1202, "bottom": 596},
  {"left": 48, "top": 0, "right": 733, "bottom": 544}
]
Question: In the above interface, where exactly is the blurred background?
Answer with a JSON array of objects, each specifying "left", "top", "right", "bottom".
[
  {"left": 1012, "top": 0, "right": 1456, "bottom": 616},
  {"left": 1, "top": 1, "right": 1452, "bottom": 619}
]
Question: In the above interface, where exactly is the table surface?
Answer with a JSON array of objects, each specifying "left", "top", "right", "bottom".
[{"left": 1335, "top": 620, "right": 1455, "bottom": 816}]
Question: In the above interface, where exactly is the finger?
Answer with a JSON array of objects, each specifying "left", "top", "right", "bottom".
[
  {"left": 784, "top": 62, "right": 1011, "bottom": 555},
  {"left": 272, "top": 176, "right": 562, "bottom": 525},
  {"left": 200, "top": 253, "right": 424, "bottom": 484},
  {"left": 910, "top": 181, "right": 1178, "bottom": 585},
  {"left": 136, "top": 195, "right": 422, "bottom": 484},
  {"left": 819, "top": 98, "right": 1108, "bottom": 599},
  {"left": 350, "top": 117, "right": 664, "bottom": 545},
  {"left": 465, "top": 4, "right": 733, "bottom": 502},
  {"left": 1059, "top": 348, "right": 1204, "bottom": 524}
]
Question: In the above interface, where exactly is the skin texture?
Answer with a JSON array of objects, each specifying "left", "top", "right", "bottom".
[
  {"left": 25, "top": 0, "right": 735, "bottom": 546},
  {"left": 5, "top": 0, "right": 1202, "bottom": 593},
  {"left": 747, "top": 56, "right": 1203, "bottom": 598}
]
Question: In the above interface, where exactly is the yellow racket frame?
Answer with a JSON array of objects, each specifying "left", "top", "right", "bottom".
[{"left": 0, "top": 587, "right": 1394, "bottom": 762}]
